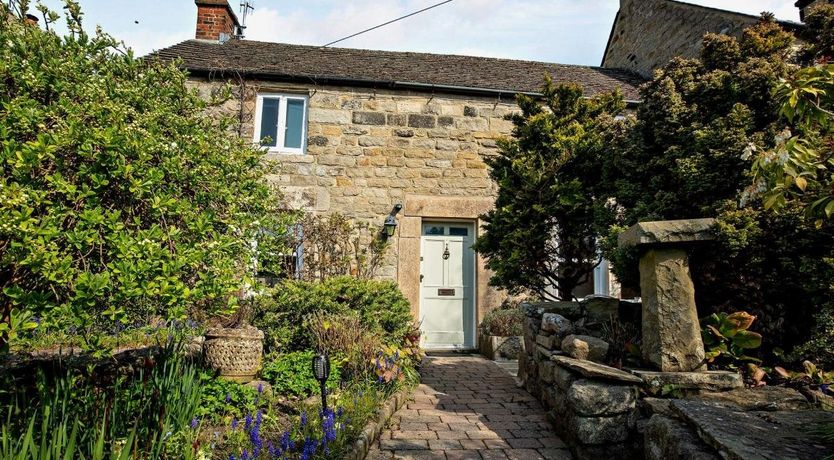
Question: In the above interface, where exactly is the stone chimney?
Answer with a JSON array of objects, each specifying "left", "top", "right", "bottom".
[
  {"left": 797, "top": 0, "right": 831, "bottom": 21},
  {"left": 195, "top": 0, "right": 241, "bottom": 41}
]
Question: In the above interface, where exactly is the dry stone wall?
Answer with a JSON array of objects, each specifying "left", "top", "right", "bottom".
[
  {"left": 190, "top": 78, "right": 518, "bottom": 280},
  {"left": 519, "top": 300, "right": 643, "bottom": 460}
]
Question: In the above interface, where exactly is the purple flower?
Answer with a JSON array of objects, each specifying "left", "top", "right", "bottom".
[
  {"left": 257, "top": 383, "right": 264, "bottom": 394},
  {"left": 190, "top": 417, "right": 199, "bottom": 429},
  {"left": 230, "top": 418, "right": 238, "bottom": 430},
  {"left": 300, "top": 411, "right": 308, "bottom": 428},
  {"left": 240, "top": 450, "right": 249, "bottom": 460},
  {"left": 322, "top": 408, "right": 337, "bottom": 442},
  {"left": 336, "top": 406, "right": 343, "bottom": 418},
  {"left": 225, "top": 393, "right": 231, "bottom": 404},
  {"left": 299, "top": 437, "right": 318, "bottom": 460},
  {"left": 280, "top": 431, "right": 294, "bottom": 451}
]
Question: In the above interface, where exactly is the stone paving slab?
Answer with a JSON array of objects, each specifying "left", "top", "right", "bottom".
[{"left": 369, "top": 355, "right": 573, "bottom": 460}]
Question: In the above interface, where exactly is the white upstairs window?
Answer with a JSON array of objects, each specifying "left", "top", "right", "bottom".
[{"left": 253, "top": 94, "right": 308, "bottom": 154}]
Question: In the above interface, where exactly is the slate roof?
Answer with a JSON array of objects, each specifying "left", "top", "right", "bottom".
[{"left": 150, "top": 39, "right": 646, "bottom": 101}]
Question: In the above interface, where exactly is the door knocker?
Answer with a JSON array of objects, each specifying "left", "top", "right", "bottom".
[{"left": 442, "top": 243, "right": 450, "bottom": 260}]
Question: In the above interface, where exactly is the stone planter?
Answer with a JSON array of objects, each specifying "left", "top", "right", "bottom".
[
  {"left": 479, "top": 334, "right": 523, "bottom": 360},
  {"left": 203, "top": 326, "right": 264, "bottom": 382}
]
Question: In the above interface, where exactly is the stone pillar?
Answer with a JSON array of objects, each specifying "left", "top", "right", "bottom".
[
  {"left": 619, "top": 219, "right": 715, "bottom": 373},
  {"left": 639, "top": 248, "right": 704, "bottom": 372}
]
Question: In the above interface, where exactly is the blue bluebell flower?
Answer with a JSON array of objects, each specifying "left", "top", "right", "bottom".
[
  {"left": 190, "top": 417, "right": 199, "bottom": 429},
  {"left": 231, "top": 417, "right": 238, "bottom": 430},
  {"left": 245, "top": 413, "right": 253, "bottom": 430},
  {"left": 225, "top": 393, "right": 232, "bottom": 404},
  {"left": 280, "top": 430, "right": 294, "bottom": 451}
]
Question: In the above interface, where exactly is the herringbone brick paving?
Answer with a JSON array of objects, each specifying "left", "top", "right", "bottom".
[{"left": 368, "top": 355, "right": 573, "bottom": 460}]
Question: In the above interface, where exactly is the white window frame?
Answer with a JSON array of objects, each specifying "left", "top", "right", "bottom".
[{"left": 253, "top": 93, "right": 309, "bottom": 155}]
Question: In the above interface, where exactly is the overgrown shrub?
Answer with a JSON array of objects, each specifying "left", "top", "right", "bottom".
[
  {"left": 0, "top": 1, "right": 296, "bottom": 351},
  {"left": 253, "top": 277, "right": 412, "bottom": 352},
  {"left": 598, "top": 15, "right": 834, "bottom": 366},
  {"left": 479, "top": 308, "right": 524, "bottom": 337}
]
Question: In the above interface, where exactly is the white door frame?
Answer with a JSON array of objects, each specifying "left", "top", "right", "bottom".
[{"left": 418, "top": 220, "right": 477, "bottom": 350}]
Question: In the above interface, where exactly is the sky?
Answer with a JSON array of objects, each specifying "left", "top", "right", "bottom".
[{"left": 32, "top": 0, "right": 802, "bottom": 65}]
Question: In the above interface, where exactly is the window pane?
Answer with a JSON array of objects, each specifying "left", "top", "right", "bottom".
[
  {"left": 284, "top": 99, "right": 305, "bottom": 149},
  {"left": 424, "top": 226, "right": 444, "bottom": 236},
  {"left": 449, "top": 227, "right": 469, "bottom": 236},
  {"left": 259, "top": 98, "right": 280, "bottom": 147}
]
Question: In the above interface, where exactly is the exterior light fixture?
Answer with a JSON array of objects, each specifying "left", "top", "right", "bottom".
[
  {"left": 382, "top": 204, "right": 403, "bottom": 239},
  {"left": 312, "top": 354, "right": 330, "bottom": 412}
]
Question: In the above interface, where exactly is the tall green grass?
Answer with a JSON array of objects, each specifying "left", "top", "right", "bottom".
[{"left": 0, "top": 339, "right": 202, "bottom": 459}]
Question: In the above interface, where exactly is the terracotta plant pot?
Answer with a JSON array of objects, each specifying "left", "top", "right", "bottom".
[{"left": 203, "top": 326, "right": 264, "bottom": 382}]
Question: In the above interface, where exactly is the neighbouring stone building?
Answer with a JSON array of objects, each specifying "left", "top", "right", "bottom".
[
  {"left": 602, "top": 0, "right": 803, "bottom": 78},
  {"left": 154, "top": 1, "right": 643, "bottom": 350}
]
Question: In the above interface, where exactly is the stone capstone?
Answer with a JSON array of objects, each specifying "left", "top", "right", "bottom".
[
  {"left": 552, "top": 356, "right": 643, "bottom": 385},
  {"left": 638, "top": 248, "right": 705, "bottom": 372},
  {"left": 561, "top": 334, "right": 609, "bottom": 362},
  {"left": 690, "top": 386, "right": 810, "bottom": 411},
  {"left": 541, "top": 313, "right": 575, "bottom": 338},
  {"left": 618, "top": 218, "right": 717, "bottom": 248},
  {"left": 632, "top": 370, "right": 743, "bottom": 393},
  {"left": 567, "top": 379, "right": 638, "bottom": 416},
  {"left": 671, "top": 399, "right": 834, "bottom": 460},
  {"left": 644, "top": 415, "right": 720, "bottom": 460}
]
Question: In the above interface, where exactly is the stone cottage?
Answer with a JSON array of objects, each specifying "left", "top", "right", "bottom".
[{"left": 154, "top": 0, "right": 645, "bottom": 350}]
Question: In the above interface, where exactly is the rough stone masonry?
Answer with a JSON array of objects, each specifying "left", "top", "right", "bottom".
[{"left": 618, "top": 218, "right": 716, "bottom": 372}]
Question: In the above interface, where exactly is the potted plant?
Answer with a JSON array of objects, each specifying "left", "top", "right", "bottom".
[
  {"left": 478, "top": 306, "right": 524, "bottom": 360},
  {"left": 203, "top": 300, "right": 264, "bottom": 382}
]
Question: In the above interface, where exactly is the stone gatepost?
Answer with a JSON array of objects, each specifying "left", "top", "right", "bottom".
[{"left": 618, "top": 218, "right": 716, "bottom": 373}]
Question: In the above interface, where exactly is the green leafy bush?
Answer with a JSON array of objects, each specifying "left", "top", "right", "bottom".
[
  {"left": 701, "top": 311, "right": 763, "bottom": 368},
  {"left": 596, "top": 16, "right": 834, "bottom": 366},
  {"left": 196, "top": 371, "right": 264, "bottom": 423},
  {"left": 479, "top": 308, "right": 524, "bottom": 336},
  {"left": 260, "top": 351, "right": 342, "bottom": 398},
  {"left": 253, "top": 277, "right": 412, "bottom": 352},
  {"left": 0, "top": 0, "right": 295, "bottom": 351}
]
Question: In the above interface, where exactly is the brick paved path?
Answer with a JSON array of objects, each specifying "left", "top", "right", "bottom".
[{"left": 369, "top": 355, "right": 573, "bottom": 460}]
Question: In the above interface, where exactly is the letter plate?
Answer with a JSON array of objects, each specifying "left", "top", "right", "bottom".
[{"left": 437, "top": 288, "right": 455, "bottom": 296}]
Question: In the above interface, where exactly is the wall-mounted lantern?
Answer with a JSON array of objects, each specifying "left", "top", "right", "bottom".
[{"left": 382, "top": 204, "right": 403, "bottom": 239}]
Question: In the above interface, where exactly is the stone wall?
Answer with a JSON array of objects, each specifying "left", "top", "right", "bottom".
[
  {"left": 189, "top": 78, "right": 517, "bottom": 322},
  {"left": 602, "top": 0, "right": 760, "bottom": 78},
  {"left": 519, "top": 299, "right": 644, "bottom": 460}
]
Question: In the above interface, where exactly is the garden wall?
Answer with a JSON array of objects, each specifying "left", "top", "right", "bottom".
[{"left": 518, "top": 298, "right": 644, "bottom": 460}]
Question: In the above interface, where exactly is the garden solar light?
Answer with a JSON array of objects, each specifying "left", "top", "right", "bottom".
[
  {"left": 382, "top": 203, "right": 403, "bottom": 239},
  {"left": 312, "top": 354, "right": 330, "bottom": 411}
]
